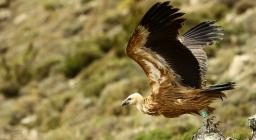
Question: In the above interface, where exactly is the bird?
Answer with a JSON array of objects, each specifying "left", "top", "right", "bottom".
[{"left": 121, "top": 1, "right": 235, "bottom": 118}]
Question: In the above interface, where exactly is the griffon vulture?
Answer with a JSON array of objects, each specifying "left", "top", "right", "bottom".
[{"left": 121, "top": 1, "right": 235, "bottom": 118}]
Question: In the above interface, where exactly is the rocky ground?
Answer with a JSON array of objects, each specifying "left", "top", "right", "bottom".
[{"left": 0, "top": 0, "right": 255, "bottom": 140}]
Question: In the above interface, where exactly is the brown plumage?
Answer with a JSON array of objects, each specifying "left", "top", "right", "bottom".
[{"left": 121, "top": 1, "right": 235, "bottom": 118}]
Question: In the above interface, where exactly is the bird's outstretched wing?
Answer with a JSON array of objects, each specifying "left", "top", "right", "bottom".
[
  {"left": 179, "top": 21, "right": 224, "bottom": 87},
  {"left": 126, "top": 1, "right": 202, "bottom": 96}
]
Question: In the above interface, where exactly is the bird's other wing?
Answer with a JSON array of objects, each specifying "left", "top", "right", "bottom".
[
  {"left": 179, "top": 21, "right": 224, "bottom": 87},
  {"left": 126, "top": 1, "right": 202, "bottom": 96}
]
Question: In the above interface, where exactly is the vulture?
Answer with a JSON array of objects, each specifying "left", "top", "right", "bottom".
[{"left": 121, "top": 1, "right": 235, "bottom": 118}]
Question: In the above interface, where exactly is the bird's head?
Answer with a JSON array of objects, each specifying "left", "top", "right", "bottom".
[{"left": 121, "top": 92, "right": 143, "bottom": 107}]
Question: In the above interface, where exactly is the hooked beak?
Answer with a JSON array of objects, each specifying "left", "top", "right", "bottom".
[{"left": 121, "top": 100, "right": 129, "bottom": 107}]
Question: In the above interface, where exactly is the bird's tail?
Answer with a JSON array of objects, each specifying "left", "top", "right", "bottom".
[{"left": 203, "top": 82, "right": 236, "bottom": 93}]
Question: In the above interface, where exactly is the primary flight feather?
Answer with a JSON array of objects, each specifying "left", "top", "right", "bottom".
[{"left": 121, "top": 1, "right": 235, "bottom": 118}]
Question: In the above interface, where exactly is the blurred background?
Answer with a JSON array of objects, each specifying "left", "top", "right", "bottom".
[{"left": 0, "top": 0, "right": 255, "bottom": 139}]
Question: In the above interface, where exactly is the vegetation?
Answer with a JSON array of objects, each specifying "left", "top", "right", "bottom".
[{"left": 0, "top": 0, "right": 255, "bottom": 139}]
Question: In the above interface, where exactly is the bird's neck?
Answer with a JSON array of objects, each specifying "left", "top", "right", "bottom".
[
  {"left": 135, "top": 95, "right": 146, "bottom": 113},
  {"left": 136, "top": 96, "right": 154, "bottom": 114},
  {"left": 136, "top": 96, "right": 158, "bottom": 115}
]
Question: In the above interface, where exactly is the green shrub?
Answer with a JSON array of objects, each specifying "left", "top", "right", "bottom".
[
  {"left": 62, "top": 43, "right": 103, "bottom": 78},
  {"left": 230, "top": 127, "right": 250, "bottom": 140},
  {"left": 43, "top": 0, "right": 64, "bottom": 11},
  {"left": 248, "top": 92, "right": 256, "bottom": 102}
]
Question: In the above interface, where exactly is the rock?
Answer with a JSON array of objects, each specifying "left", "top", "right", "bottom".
[
  {"left": 231, "top": 9, "right": 256, "bottom": 34},
  {"left": 20, "top": 115, "right": 37, "bottom": 127},
  {"left": 228, "top": 54, "right": 252, "bottom": 80},
  {"left": 235, "top": 0, "right": 256, "bottom": 14},
  {"left": 0, "top": 0, "right": 10, "bottom": 8},
  {"left": 21, "top": 129, "right": 38, "bottom": 140},
  {"left": 13, "top": 14, "right": 28, "bottom": 25},
  {"left": 190, "top": 0, "right": 209, "bottom": 5},
  {"left": 0, "top": 9, "right": 10, "bottom": 21},
  {"left": 248, "top": 114, "right": 256, "bottom": 140},
  {"left": 226, "top": 137, "right": 237, "bottom": 140},
  {"left": 192, "top": 119, "right": 226, "bottom": 140}
]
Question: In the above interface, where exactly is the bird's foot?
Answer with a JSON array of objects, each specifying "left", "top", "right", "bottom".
[
  {"left": 202, "top": 116, "right": 222, "bottom": 132},
  {"left": 193, "top": 116, "right": 225, "bottom": 139}
]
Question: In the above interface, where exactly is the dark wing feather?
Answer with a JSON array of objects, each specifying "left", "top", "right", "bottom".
[
  {"left": 189, "top": 49, "right": 208, "bottom": 86},
  {"left": 182, "top": 21, "right": 223, "bottom": 46},
  {"left": 126, "top": 1, "right": 202, "bottom": 92},
  {"left": 140, "top": 1, "right": 202, "bottom": 88},
  {"left": 180, "top": 21, "right": 224, "bottom": 86}
]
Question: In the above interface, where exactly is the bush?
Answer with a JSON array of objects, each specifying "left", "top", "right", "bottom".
[{"left": 62, "top": 42, "right": 103, "bottom": 78}]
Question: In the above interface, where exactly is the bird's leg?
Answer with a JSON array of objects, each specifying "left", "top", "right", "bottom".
[
  {"left": 200, "top": 111, "right": 208, "bottom": 118},
  {"left": 201, "top": 111, "right": 210, "bottom": 125},
  {"left": 200, "top": 110, "right": 211, "bottom": 129},
  {"left": 200, "top": 110, "right": 219, "bottom": 132}
]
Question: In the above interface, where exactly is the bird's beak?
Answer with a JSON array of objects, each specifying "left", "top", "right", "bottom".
[{"left": 121, "top": 100, "right": 129, "bottom": 107}]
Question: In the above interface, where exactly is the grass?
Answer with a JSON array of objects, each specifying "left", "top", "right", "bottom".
[{"left": 133, "top": 129, "right": 172, "bottom": 140}]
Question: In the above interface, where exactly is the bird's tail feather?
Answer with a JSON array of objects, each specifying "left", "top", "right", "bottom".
[{"left": 203, "top": 82, "right": 235, "bottom": 92}]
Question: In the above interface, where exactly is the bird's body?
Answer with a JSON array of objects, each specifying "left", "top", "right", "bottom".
[{"left": 121, "top": 1, "right": 235, "bottom": 118}]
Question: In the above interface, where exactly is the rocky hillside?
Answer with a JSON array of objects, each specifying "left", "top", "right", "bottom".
[{"left": 0, "top": 0, "right": 255, "bottom": 140}]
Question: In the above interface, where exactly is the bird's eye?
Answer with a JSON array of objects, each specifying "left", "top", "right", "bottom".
[{"left": 128, "top": 98, "right": 131, "bottom": 100}]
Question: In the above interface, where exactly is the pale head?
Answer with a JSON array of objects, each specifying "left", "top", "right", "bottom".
[{"left": 121, "top": 92, "right": 143, "bottom": 107}]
